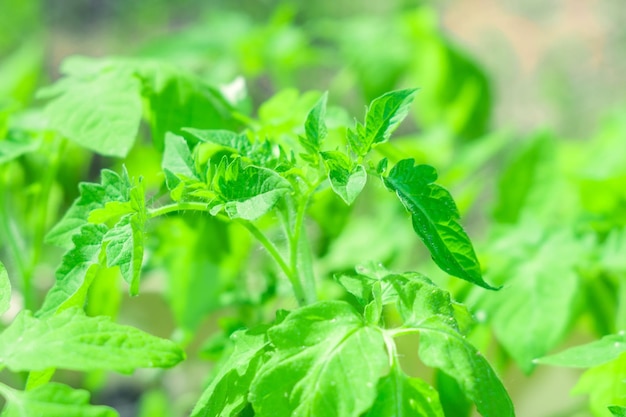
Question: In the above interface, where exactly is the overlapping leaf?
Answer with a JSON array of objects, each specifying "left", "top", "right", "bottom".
[
  {"left": 321, "top": 151, "right": 366, "bottom": 205},
  {"left": 364, "top": 367, "right": 444, "bottom": 417},
  {"left": 349, "top": 89, "right": 417, "bottom": 157},
  {"left": 45, "top": 169, "right": 131, "bottom": 248},
  {"left": 250, "top": 301, "right": 388, "bottom": 417},
  {"left": 191, "top": 329, "right": 268, "bottom": 417},
  {"left": 300, "top": 91, "right": 328, "bottom": 154},
  {"left": 0, "top": 382, "right": 117, "bottom": 417},
  {"left": 537, "top": 332, "right": 626, "bottom": 368},
  {"left": 0, "top": 307, "right": 184, "bottom": 373},
  {"left": 211, "top": 159, "right": 291, "bottom": 221},
  {"left": 382, "top": 159, "right": 492, "bottom": 289}
]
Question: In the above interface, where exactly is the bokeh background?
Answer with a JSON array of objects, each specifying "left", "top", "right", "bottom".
[{"left": 2, "top": 1, "right": 625, "bottom": 416}]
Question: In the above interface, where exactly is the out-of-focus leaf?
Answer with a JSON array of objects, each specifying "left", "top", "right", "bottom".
[
  {"left": 570, "top": 355, "right": 626, "bottom": 417},
  {"left": 0, "top": 129, "right": 40, "bottom": 164},
  {"left": 383, "top": 158, "right": 493, "bottom": 289},
  {"left": 0, "top": 382, "right": 118, "bottom": 417},
  {"left": 609, "top": 405, "right": 626, "bottom": 417},
  {"left": 477, "top": 226, "right": 590, "bottom": 372},
  {"left": 250, "top": 301, "right": 388, "bottom": 417},
  {"left": 0, "top": 261, "right": 10, "bottom": 316},
  {"left": 0, "top": 308, "right": 184, "bottom": 373},
  {"left": 537, "top": 332, "right": 626, "bottom": 368},
  {"left": 38, "top": 59, "right": 142, "bottom": 158}
]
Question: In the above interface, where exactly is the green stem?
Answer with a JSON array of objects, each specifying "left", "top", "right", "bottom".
[
  {"left": 239, "top": 219, "right": 307, "bottom": 305},
  {"left": 147, "top": 202, "right": 212, "bottom": 219}
]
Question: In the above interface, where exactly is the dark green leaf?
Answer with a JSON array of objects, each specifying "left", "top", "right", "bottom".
[
  {"left": 250, "top": 301, "right": 388, "bottom": 417},
  {"left": 609, "top": 405, "right": 626, "bottom": 416},
  {"left": 0, "top": 308, "right": 184, "bottom": 373},
  {"left": 350, "top": 89, "right": 417, "bottom": 156},
  {"left": 321, "top": 151, "right": 367, "bottom": 205},
  {"left": 383, "top": 159, "right": 493, "bottom": 289},
  {"left": 300, "top": 91, "right": 328, "bottom": 154},
  {"left": 0, "top": 382, "right": 118, "bottom": 417},
  {"left": 191, "top": 329, "right": 268, "bottom": 417},
  {"left": 364, "top": 367, "right": 444, "bottom": 417}
]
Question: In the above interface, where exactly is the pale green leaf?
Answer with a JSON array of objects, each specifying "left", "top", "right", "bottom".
[
  {"left": 250, "top": 301, "right": 388, "bottom": 417},
  {"left": 364, "top": 368, "right": 444, "bottom": 417},
  {"left": 0, "top": 382, "right": 117, "bottom": 417},
  {"left": 46, "top": 169, "right": 130, "bottom": 248},
  {"left": 162, "top": 132, "right": 199, "bottom": 190},
  {"left": 37, "top": 224, "right": 107, "bottom": 318},
  {"left": 191, "top": 328, "right": 268, "bottom": 417},
  {"left": 383, "top": 159, "right": 493, "bottom": 289},
  {"left": 0, "top": 261, "right": 10, "bottom": 316},
  {"left": 212, "top": 159, "right": 291, "bottom": 221},
  {"left": 417, "top": 319, "right": 514, "bottom": 417},
  {"left": 0, "top": 129, "right": 40, "bottom": 164},
  {"left": 0, "top": 308, "right": 184, "bottom": 373},
  {"left": 478, "top": 226, "right": 590, "bottom": 372},
  {"left": 537, "top": 332, "right": 626, "bottom": 368},
  {"left": 321, "top": 151, "right": 367, "bottom": 205},
  {"left": 39, "top": 62, "right": 142, "bottom": 157}
]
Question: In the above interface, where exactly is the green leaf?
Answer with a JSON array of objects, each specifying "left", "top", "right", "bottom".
[
  {"left": 321, "top": 151, "right": 367, "bottom": 205},
  {"left": 211, "top": 159, "right": 291, "bottom": 221},
  {"left": 350, "top": 88, "right": 417, "bottom": 156},
  {"left": 0, "top": 308, "right": 184, "bottom": 373},
  {"left": 38, "top": 60, "right": 142, "bottom": 157},
  {"left": 137, "top": 62, "right": 239, "bottom": 150},
  {"left": 364, "top": 367, "right": 444, "bottom": 417},
  {"left": 0, "top": 261, "right": 10, "bottom": 316},
  {"left": 300, "top": 91, "right": 328, "bottom": 154},
  {"left": 191, "top": 328, "right": 268, "bottom": 417},
  {"left": 46, "top": 169, "right": 130, "bottom": 248},
  {"left": 37, "top": 223, "right": 107, "bottom": 318},
  {"left": 478, "top": 226, "right": 589, "bottom": 372},
  {"left": 162, "top": 132, "right": 199, "bottom": 190},
  {"left": 417, "top": 319, "right": 514, "bottom": 417},
  {"left": 184, "top": 128, "right": 251, "bottom": 155},
  {"left": 102, "top": 177, "right": 146, "bottom": 296},
  {"left": 383, "top": 159, "right": 493, "bottom": 289},
  {"left": 0, "top": 129, "right": 40, "bottom": 164},
  {"left": 0, "top": 382, "right": 117, "bottom": 417},
  {"left": 570, "top": 355, "right": 626, "bottom": 417},
  {"left": 250, "top": 301, "right": 389, "bottom": 417},
  {"left": 609, "top": 405, "right": 626, "bottom": 417},
  {"left": 537, "top": 332, "right": 626, "bottom": 368}
]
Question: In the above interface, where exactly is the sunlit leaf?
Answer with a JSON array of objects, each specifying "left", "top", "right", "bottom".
[
  {"left": 383, "top": 158, "right": 493, "bottom": 289},
  {"left": 250, "top": 301, "right": 388, "bottom": 417},
  {"left": 321, "top": 151, "right": 366, "bottom": 205},
  {"left": 0, "top": 382, "right": 117, "bottom": 417},
  {"left": 0, "top": 308, "right": 184, "bottom": 373}
]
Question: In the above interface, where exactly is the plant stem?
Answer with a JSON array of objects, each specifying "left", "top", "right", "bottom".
[{"left": 147, "top": 202, "right": 213, "bottom": 219}]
